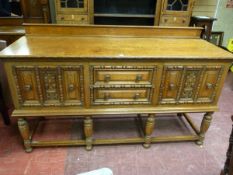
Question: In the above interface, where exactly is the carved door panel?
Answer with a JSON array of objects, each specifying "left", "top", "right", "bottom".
[
  {"left": 179, "top": 66, "right": 202, "bottom": 103},
  {"left": 61, "top": 67, "right": 83, "bottom": 106},
  {"left": 159, "top": 66, "right": 183, "bottom": 104},
  {"left": 197, "top": 66, "right": 223, "bottom": 103},
  {"left": 13, "top": 66, "right": 41, "bottom": 106},
  {"left": 38, "top": 66, "right": 84, "bottom": 106},
  {"left": 39, "top": 68, "right": 61, "bottom": 106}
]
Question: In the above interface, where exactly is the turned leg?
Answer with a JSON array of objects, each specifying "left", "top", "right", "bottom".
[
  {"left": 143, "top": 114, "right": 155, "bottom": 148},
  {"left": 196, "top": 112, "right": 213, "bottom": 146},
  {"left": 17, "top": 118, "right": 32, "bottom": 153},
  {"left": 84, "top": 116, "right": 93, "bottom": 151}
]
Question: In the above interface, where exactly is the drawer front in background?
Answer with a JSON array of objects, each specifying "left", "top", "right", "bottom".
[
  {"left": 92, "top": 88, "right": 152, "bottom": 105},
  {"left": 160, "top": 16, "right": 189, "bottom": 26},
  {"left": 159, "top": 65, "right": 224, "bottom": 104},
  {"left": 12, "top": 65, "right": 84, "bottom": 107},
  {"left": 56, "top": 14, "right": 88, "bottom": 24},
  {"left": 90, "top": 65, "right": 156, "bottom": 87}
]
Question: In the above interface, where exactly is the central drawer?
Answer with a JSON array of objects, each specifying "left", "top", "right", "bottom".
[
  {"left": 91, "top": 65, "right": 156, "bottom": 86},
  {"left": 92, "top": 88, "right": 152, "bottom": 105}
]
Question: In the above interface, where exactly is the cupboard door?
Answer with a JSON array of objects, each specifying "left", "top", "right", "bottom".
[
  {"left": 61, "top": 66, "right": 84, "bottom": 106},
  {"left": 197, "top": 66, "right": 224, "bottom": 103},
  {"left": 13, "top": 66, "right": 41, "bottom": 107},
  {"left": 159, "top": 66, "right": 183, "bottom": 104}
]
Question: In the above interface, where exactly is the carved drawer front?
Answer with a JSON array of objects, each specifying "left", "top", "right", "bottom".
[
  {"left": 13, "top": 66, "right": 41, "bottom": 107},
  {"left": 92, "top": 88, "right": 152, "bottom": 105},
  {"left": 197, "top": 66, "right": 224, "bottom": 103},
  {"left": 91, "top": 66, "right": 155, "bottom": 86},
  {"left": 159, "top": 66, "right": 183, "bottom": 104}
]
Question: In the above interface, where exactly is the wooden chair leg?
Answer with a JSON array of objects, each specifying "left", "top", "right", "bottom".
[
  {"left": 143, "top": 114, "right": 155, "bottom": 148},
  {"left": 196, "top": 112, "right": 213, "bottom": 146},
  {"left": 18, "top": 118, "right": 32, "bottom": 153},
  {"left": 84, "top": 116, "right": 93, "bottom": 151}
]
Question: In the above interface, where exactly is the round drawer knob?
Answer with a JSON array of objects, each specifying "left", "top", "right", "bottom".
[
  {"left": 104, "top": 74, "right": 111, "bottom": 83},
  {"left": 135, "top": 74, "right": 142, "bottom": 82},
  {"left": 134, "top": 93, "right": 140, "bottom": 100}
]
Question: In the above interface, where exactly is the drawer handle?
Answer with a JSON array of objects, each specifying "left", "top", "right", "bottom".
[
  {"left": 134, "top": 93, "right": 140, "bottom": 100},
  {"left": 206, "top": 83, "right": 214, "bottom": 89},
  {"left": 68, "top": 84, "right": 75, "bottom": 92},
  {"left": 60, "top": 16, "right": 64, "bottom": 20},
  {"left": 182, "top": 19, "right": 186, "bottom": 23},
  {"left": 24, "top": 84, "right": 32, "bottom": 91},
  {"left": 135, "top": 74, "right": 142, "bottom": 82},
  {"left": 104, "top": 74, "right": 111, "bottom": 82},
  {"left": 104, "top": 93, "right": 111, "bottom": 101},
  {"left": 169, "top": 83, "right": 176, "bottom": 90}
]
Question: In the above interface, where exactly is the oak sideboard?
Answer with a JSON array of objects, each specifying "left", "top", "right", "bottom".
[{"left": 0, "top": 24, "right": 233, "bottom": 152}]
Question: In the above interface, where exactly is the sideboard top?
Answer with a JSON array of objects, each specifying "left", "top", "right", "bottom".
[{"left": 0, "top": 24, "right": 233, "bottom": 60}]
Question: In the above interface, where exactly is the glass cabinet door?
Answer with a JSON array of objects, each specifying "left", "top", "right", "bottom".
[
  {"left": 163, "top": 0, "right": 193, "bottom": 14},
  {"left": 57, "top": 0, "right": 87, "bottom": 12},
  {"left": 166, "top": 0, "right": 189, "bottom": 11}
]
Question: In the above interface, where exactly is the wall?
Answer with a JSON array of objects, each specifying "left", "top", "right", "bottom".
[
  {"left": 193, "top": 0, "right": 218, "bottom": 17},
  {"left": 213, "top": 0, "right": 233, "bottom": 47}
]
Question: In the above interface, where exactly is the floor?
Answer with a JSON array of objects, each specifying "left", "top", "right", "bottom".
[{"left": 0, "top": 73, "right": 233, "bottom": 175}]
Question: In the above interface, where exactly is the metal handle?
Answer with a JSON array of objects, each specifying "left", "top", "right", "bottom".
[
  {"left": 104, "top": 93, "right": 111, "bottom": 101},
  {"left": 135, "top": 74, "right": 142, "bottom": 82},
  {"left": 24, "top": 84, "right": 32, "bottom": 91},
  {"left": 134, "top": 93, "right": 140, "bottom": 100},
  {"left": 206, "top": 83, "right": 214, "bottom": 89},
  {"left": 68, "top": 84, "right": 75, "bottom": 92},
  {"left": 169, "top": 83, "right": 176, "bottom": 90},
  {"left": 104, "top": 74, "right": 111, "bottom": 82}
]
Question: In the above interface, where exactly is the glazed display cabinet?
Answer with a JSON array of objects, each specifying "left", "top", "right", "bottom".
[{"left": 54, "top": 0, "right": 195, "bottom": 26}]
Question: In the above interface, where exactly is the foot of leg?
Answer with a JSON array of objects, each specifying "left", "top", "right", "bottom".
[
  {"left": 196, "top": 112, "right": 213, "bottom": 146},
  {"left": 17, "top": 118, "right": 32, "bottom": 153}
]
